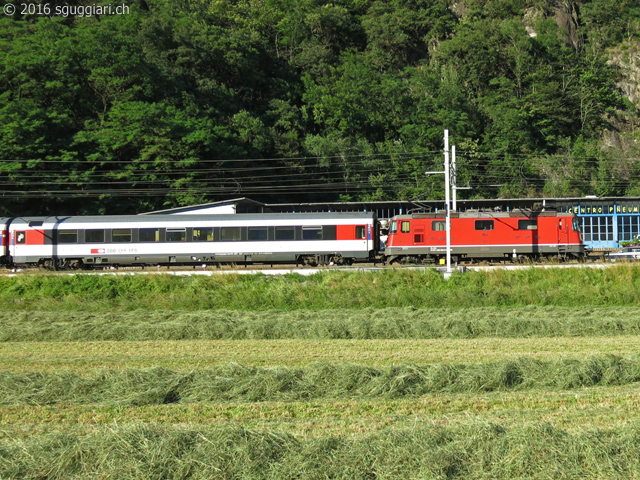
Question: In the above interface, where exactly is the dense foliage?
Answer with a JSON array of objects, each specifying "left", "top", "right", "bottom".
[{"left": 0, "top": 0, "right": 639, "bottom": 214}]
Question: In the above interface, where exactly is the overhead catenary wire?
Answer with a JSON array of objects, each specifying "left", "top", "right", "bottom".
[{"left": 1, "top": 149, "right": 638, "bottom": 199}]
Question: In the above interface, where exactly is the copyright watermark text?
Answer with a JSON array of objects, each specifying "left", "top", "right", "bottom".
[{"left": 3, "top": 2, "right": 131, "bottom": 17}]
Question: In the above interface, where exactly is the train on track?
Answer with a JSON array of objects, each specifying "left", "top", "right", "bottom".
[
  {"left": 385, "top": 210, "right": 585, "bottom": 264},
  {"left": 0, "top": 209, "right": 585, "bottom": 270}
]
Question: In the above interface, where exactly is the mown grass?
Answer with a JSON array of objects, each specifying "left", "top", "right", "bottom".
[
  {"left": 1, "top": 265, "right": 640, "bottom": 311},
  {"left": 3, "top": 383, "right": 640, "bottom": 437},
  {"left": 4, "top": 421, "right": 640, "bottom": 479},
  {"left": 2, "top": 306, "right": 640, "bottom": 341},
  {"left": 2, "top": 336, "right": 639, "bottom": 373},
  {"left": 2, "top": 356, "right": 640, "bottom": 406},
  {"left": 2, "top": 266, "right": 640, "bottom": 478}
]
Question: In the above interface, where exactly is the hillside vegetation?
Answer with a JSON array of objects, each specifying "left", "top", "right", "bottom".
[{"left": 1, "top": 0, "right": 639, "bottom": 214}]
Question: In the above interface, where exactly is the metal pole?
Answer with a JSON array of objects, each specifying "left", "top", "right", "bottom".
[
  {"left": 452, "top": 145, "right": 457, "bottom": 212},
  {"left": 444, "top": 130, "right": 452, "bottom": 275}
]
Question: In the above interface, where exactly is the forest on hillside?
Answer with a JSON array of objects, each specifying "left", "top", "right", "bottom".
[{"left": 0, "top": 0, "right": 639, "bottom": 215}]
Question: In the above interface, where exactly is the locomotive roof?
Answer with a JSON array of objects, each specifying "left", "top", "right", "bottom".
[{"left": 392, "top": 209, "right": 575, "bottom": 219}]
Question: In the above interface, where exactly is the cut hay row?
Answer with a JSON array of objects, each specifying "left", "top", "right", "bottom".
[
  {"left": 2, "top": 306, "right": 640, "bottom": 341},
  {"left": 3, "top": 383, "right": 640, "bottom": 438},
  {"left": 2, "top": 356, "right": 640, "bottom": 406},
  {"left": 4, "top": 422, "right": 640, "bottom": 479},
  {"left": 2, "top": 336, "right": 639, "bottom": 373}
]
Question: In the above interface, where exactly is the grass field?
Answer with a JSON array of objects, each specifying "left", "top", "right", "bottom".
[{"left": 2, "top": 267, "right": 640, "bottom": 478}]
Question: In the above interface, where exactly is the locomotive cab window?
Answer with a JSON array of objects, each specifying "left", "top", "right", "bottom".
[
  {"left": 518, "top": 220, "right": 537, "bottom": 230},
  {"left": 302, "top": 226, "right": 323, "bottom": 240},
  {"left": 193, "top": 227, "right": 213, "bottom": 242},
  {"left": 355, "top": 226, "right": 366, "bottom": 239},
  {"left": 58, "top": 230, "right": 78, "bottom": 243},
  {"left": 475, "top": 220, "right": 494, "bottom": 231},
  {"left": 112, "top": 229, "right": 132, "bottom": 243},
  {"left": 390, "top": 221, "right": 397, "bottom": 234},
  {"left": 85, "top": 229, "right": 105, "bottom": 243},
  {"left": 139, "top": 228, "right": 160, "bottom": 242},
  {"left": 401, "top": 221, "right": 410, "bottom": 233},
  {"left": 275, "top": 226, "right": 295, "bottom": 240}
]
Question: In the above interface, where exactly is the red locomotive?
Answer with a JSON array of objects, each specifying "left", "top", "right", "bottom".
[{"left": 384, "top": 209, "right": 585, "bottom": 264}]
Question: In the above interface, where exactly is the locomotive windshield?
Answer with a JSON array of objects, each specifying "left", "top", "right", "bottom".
[{"left": 390, "top": 220, "right": 397, "bottom": 234}]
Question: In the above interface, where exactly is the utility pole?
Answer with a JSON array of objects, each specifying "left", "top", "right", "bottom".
[
  {"left": 451, "top": 145, "right": 457, "bottom": 212},
  {"left": 425, "top": 129, "right": 453, "bottom": 278},
  {"left": 444, "top": 130, "right": 452, "bottom": 277}
]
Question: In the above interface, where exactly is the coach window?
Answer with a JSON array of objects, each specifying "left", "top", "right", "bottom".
[
  {"left": 248, "top": 227, "right": 268, "bottom": 241},
  {"left": 432, "top": 221, "right": 445, "bottom": 231},
  {"left": 15, "top": 231, "right": 26, "bottom": 244},
  {"left": 112, "top": 229, "right": 132, "bottom": 242},
  {"left": 518, "top": 220, "right": 537, "bottom": 230},
  {"left": 221, "top": 227, "right": 241, "bottom": 241},
  {"left": 302, "top": 226, "right": 323, "bottom": 240},
  {"left": 85, "top": 229, "right": 105, "bottom": 243},
  {"left": 193, "top": 227, "right": 213, "bottom": 241},
  {"left": 275, "top": 226, "right": 295, "bottom": 240},
  {"left": 139, "top": 228, "right": 160, "bottom": 242},
  {"left": 475, "top": 220, "right": 494, "bottom": 231},
  {"left": 355, "top": 226, "right": 366, "bottom": 239},
  {"left": 58, "top": 230, "right": 78, "bottom": 243},
  {"left": 401, "top": 221, "right": 410, "bottom": 233},
  {"left": 167, "top": 228, "right": 186, "bottom": 242}
]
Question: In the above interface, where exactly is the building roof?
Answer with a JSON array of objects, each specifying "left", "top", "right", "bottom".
[{"left": 140, "top": 197, "right": 267, "bottom": 215}]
